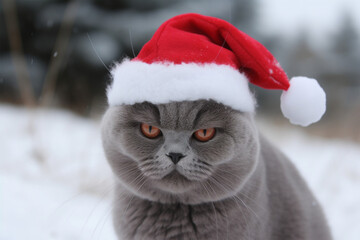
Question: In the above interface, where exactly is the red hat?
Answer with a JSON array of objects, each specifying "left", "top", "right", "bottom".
[{"left": 108, "top": 13, "right": 326, "bottom": 126}]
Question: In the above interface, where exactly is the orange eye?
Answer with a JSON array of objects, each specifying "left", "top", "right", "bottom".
[
  {"left": 140, "top": 123, "right": 161, "bottom": 139},
  {"left": 193, "top": 128, "right": 215, "bottom": 142}
]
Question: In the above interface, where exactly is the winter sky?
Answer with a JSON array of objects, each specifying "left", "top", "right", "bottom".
[{"left": 258, "top": 0, "right": 360, "bottom": 45}]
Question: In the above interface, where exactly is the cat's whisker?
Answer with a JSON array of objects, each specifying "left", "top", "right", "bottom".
[
  {"left": 139, "top": 157, "right": 158, "bottom": 165},
  {"left": 208, "top": 175, "right": 253, "bottom": 239},
  {"left": 212, "top": 174, "right": 260, "bottom": 219},
  {"left": 122, "top": 176, "right": 147, "bottom": 218},
  {"left": 211, "top": 175, "right": 262, "bottom": 237},
  {"left": 237, "top": 190, "right": 268, "bottom": 214},
  {"left": 82, "top": 181, "right": 115, "bottom": 235},
  {"left": 229, "top": 196, "right": 252, "bottom": 239},
  {"left": 89, "top": 182, "right": 119, "bottom": 238},
  {"left": 96, "top": 205, "right": 114, "bottom": 240},
  {"left": 215, "top": 168, "right": 260, "bottom": 186},
  {"left": 213, "top": 172, "right": 267, "bottom": 215},
  {"left": 139, "top": 162, "right": 159, "bottom": 170},
  {"left": 90, "top": 201, "right": 114, "bottom": 240},
  {"left": 197, "top": 159, "right": 213, "bottom": 167},
  {"left": 218, "top": 200, "right": 229, "bottom": 240},
  {"left": 192, "top": 163, "right": 212, "bottom": 173},
  {"left": 140, "top": 165, "right": 162, "bottom": 172},
  {"left": 202, "top": 181, "right": 220, "bottom": 240},
  {"left": 86, "top": 33, "right": 110, "bottom": 73},
  {"left": 116, "top": 163, "right": 139, "bottom": 172},
  {"left": 118, "top": 167, "right": 139, "bottom": 178},
  {"left": 128, "top": 171, "right": 146, "bottom": 186},
  {"left": 116, "top": 168, "right": 142, "bottom": 184},
  {"left": 215, "top": 167, "right": 240, "bottom": 179},
  {"left": 215, "top": 168, "right": 261, "bottom": 191}
]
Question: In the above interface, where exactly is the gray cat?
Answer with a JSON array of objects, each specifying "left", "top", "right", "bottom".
[{"left": 101, "top": 100, "right": 332, "bottom": 240}]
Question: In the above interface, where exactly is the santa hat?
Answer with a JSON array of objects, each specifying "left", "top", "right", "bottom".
[{"left": 107, "top": 13, "right": 326, "bottom": 127}]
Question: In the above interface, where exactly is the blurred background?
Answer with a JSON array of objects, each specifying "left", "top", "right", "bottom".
[
  {"left": 1, "top": 0, "right": 359, "bottom": 239},
  {"left": 1, "top": 0, "right": 360, "bottom": 139}
]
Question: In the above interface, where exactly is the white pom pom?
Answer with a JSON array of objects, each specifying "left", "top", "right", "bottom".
[{"left": 280, "top": 76, "right": 326, "bottom": 127}]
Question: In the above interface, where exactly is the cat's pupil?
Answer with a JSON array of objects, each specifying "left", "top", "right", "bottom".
[
  {"left": 149, "top": 125, "right": 152, "bottom": 133},
  {"left": 203, "top": 129, "right": 207, "bottom": 136}
]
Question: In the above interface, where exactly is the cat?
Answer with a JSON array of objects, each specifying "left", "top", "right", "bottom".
[{"left": 101, "top": 99, "right": 332, "bottom": 240}]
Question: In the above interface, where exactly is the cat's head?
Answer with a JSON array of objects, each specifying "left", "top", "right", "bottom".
[{"left": 101, "top": 100, "right": 260, "bottom": 204}]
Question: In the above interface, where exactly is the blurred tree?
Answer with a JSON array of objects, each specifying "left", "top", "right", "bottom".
[
  {"left": 0, "top": 0, "right": 259, "bottom": 115},
  {"left": 331, "top": 13, "right": 359, "bottom": 58},
  {"left": 325, "top": 12, "right": 360, "bottom": 95},
  {"left": 314, "top": 11, "right": 360, "bottom": 137},
  {"left": 92, "top": 0, "right": 127, "bottom": 11},
  {"left": 231, "top": 0, "right": 257, "bottom": 34}
]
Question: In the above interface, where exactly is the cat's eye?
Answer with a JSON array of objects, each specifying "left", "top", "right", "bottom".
[
  {"left": 140, "top": 123, "right": 161, "bottom": 139},
  {"left": 193, "top": 128, "right": 215, "bottom": 142}
]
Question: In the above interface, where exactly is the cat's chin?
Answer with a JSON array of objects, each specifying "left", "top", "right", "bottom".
[{"left": 154, "top": 170, "right": 197, "bottom": 194}]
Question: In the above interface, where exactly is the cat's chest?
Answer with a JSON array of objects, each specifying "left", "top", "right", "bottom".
[{"left": 120, "top": 200, "right": 230, "bottom": 240}]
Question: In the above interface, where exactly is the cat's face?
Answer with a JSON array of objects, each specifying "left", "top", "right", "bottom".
[{"left": 101, "top": 100, "right": 260, "bottom": 204}]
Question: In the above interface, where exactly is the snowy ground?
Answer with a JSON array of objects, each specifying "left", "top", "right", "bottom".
[{"left": 1, "top": 104, "right": 359, "bottom": 240}]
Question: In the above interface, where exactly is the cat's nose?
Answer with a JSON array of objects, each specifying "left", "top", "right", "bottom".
[{"left": 166, "top": 152, "right": 185, "bottom": 164}]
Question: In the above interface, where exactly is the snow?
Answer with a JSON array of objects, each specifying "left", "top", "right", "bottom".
[
  {"left": 0, "top": 105, "right": 116, "bottom": 240},
  {"left": 280, "top": 76, "right": 326, "bottom": 126},
  {"left": 1, "top": 104, "right": 359, "bottom": 240}
]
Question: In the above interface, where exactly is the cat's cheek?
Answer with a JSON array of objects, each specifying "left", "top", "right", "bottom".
[
  {"left": 119, "top": 132, "right": 164, "bottom": 161},
  {"left": 192, "top": 137, "right": 235, "bottom": 164}
]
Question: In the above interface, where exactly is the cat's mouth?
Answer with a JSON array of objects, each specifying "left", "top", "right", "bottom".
[
  {"left": 156, "top": 170, "right": 194, "bottom": 193},
  {"left": 163, "top": 170, "right": 190, "bottom": 181},
  {"left": 159, "top": 167, "right": 210, "bottom": 186},
  {"left": 139, "top": 158, "right": 212, "bottom": 193}
]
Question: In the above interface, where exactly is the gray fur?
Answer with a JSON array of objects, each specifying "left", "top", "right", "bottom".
[{"left": 101, "top": 100, "right": 332, "bottom": 240}]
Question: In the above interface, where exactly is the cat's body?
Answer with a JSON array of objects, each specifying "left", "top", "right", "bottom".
[{"left": 101, "top": 100, "right": 332, "bottom": 240}]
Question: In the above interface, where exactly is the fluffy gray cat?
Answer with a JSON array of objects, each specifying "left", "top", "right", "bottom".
[{"left": 101, "top": 100, "right": 332, "bottom": 240}]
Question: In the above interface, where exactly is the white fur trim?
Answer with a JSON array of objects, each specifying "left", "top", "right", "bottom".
[
  {"left": 107, "top": 59, "right": 255, "bottom": 112},
  {"left": 280, "top": 76, "right": 326, "bottom": 127}
]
